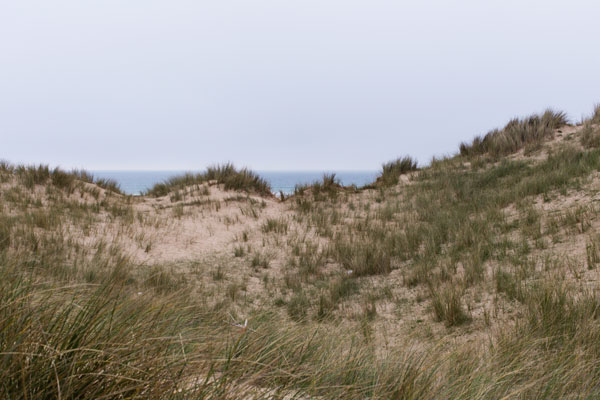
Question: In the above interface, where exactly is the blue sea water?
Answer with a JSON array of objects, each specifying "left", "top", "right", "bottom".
[{"left": 91, "top": 170, "right": 379, "bottom": 196}]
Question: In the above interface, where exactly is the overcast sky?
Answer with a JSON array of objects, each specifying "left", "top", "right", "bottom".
[{"left": 1, "top": 1, "right": 599, "bottom": 171}]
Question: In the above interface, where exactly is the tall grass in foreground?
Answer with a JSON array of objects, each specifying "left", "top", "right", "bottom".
[
  {"left": 459, "top": 109, "right": 568, "bottom": 157},
  {"left": 0, "top": 263, "right": 434, "bottom": 398},
  {"left": 145, "top": 163, "right": 271, "bottom": 197},
  {"left": 0, "top": 269, "right": 200, "bottom": 398},
  {"left": 3, "top": 255, "right": 600, "bottom": 398}
]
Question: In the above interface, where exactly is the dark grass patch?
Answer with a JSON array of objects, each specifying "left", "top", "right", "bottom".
[
  {"left": 293, "top": 173, "right": 347, "bottom": 201},
  {"left": 373, "top": 156, "right": 418, "bottom": 187},
  {"left": 146, "top": 163, "right": 271, "bottom": 197},
  {"left": 460, "top": 109, "right": 568, "bottom": 157},
  {"left": 3, "top": 162, "right": 123, "bottom": 194}
]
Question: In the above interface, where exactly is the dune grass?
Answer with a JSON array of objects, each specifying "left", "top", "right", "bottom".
[
  {"left": 373, "top": 156, "right": 418, "bottom": 187},
  {"left": 591, "top": 104, "right": 600, "bottom": 124},
  {"left": 0, "top": 161, "right": 123, "bottom": 194},
  {"left": 145, "top": 163, "right": 271, "bottom": 197},
  {"left": 293, "top": 173, "right": 346, "bottom": 201},
  {"left": 459, "top": 109, "right": 568, "bottom": 157},
  {"left": 3, "top": 205, "right": 600, "bottom": 398},
  {"left": 3, "top": 104, "right": 600, "bottom": 398},
  {"left": 581, "top": 123, "right": 600, "bottom": 148},
  {"left": 0, "top": 270, "right": 199, "bottom": 398}
]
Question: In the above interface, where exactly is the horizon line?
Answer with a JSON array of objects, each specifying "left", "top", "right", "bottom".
[{"left": 89, "top": 168, "right": 381, "bottom": 172}]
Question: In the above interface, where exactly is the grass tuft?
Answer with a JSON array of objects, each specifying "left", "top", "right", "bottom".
[
  {"left": 429, "top": 284, "right": 470, "bottom": 326},
  {"left": 261, "top": 217, "right": 289, "bottom": 234},
  {"left": 581, "top": 123, "right": 600, "bottom": 148},
  {"left": 590, "top": 103, "right": 600, "bottom": 124},
  {"left": 146, "top": 163, "right": 271, "bottom": 197},
  {"left": 460, "top": 109, "right": 568, "bottom": 157},
  {"left": 3, "top": 162, "right": 123, "bottom": 194},
  {"left": 293, "top": 173, "right": 344, "bottom": 200},
  {"left": 374, "top": 156, "right": 418, "bottom": 186}
]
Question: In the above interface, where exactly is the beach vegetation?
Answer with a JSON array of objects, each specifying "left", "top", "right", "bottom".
[
  {"left": 145, "top": 163, "right": 271, "bottom": 197},
  {"left": 4, "top": 104, "right": 600, "bottom": 398},
  {"left": 373, "top": 156, "right": 418, "bottom": 187},
  {"left": 459, "top": 109, "right": 568, "bottom": 157}
]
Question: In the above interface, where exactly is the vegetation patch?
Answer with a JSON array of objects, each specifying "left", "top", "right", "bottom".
[
  {"left": 5, "top": 104, "right": 600, "bottom": 398},
  {"left": 293, "top": 173, "right": 347, "bottom": 201},
  {"left": 373, "top": 156, "right": 418, "bottom": 187},
  {"left": 459, "top": 109, "right": 568, "bottom": 157},
  {"left": 1, "top": 162, "right": 122, "bottom": 194},
  {"left": 145, "top": 163, "right": 271, "bottom": 197}
]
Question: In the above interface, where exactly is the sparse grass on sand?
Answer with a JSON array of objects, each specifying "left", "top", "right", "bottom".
[{"left": 3, "top": 104, "right": 600, "bottom": 398}]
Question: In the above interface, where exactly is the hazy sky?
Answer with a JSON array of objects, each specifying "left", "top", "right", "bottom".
[{"left": 1, "top": 1, "right": 599, "bottom": 171}]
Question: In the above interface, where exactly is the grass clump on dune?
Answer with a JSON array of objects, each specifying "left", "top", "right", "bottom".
[
  {"left": 429, "top": 284, "right": 470, "bottom": 326},
  {"left": 1, "top": 161, "right": 123, "bottom": 194},
  {"left": 146, "top": 163, "right": 271, "bottom": 197},
  {"left": 581, "top": 123, "right": 600, "bottom": 148},
  {"left": 374, "top": 156, "right": 418, "bottom": 187},
  {"left": 590, "top": 104, "right": 600, "bottom": 124},
  {"left": 460, "top": 109, "right": 568, "bottom": 157},
  {"left": 293, "top": 173, "right": 345, "bottom": 201}
]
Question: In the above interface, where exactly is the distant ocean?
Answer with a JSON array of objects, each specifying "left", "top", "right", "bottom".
[{"left": 91, "top": 170, "right": 379, "bottom": 196}]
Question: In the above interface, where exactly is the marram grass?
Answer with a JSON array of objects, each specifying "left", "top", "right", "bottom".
[
  {"left": 146, "top": 163, "right": 271, "bottom": 197},
  {"left": 3, "top": 103, "right": 600, "bottom": 398}
]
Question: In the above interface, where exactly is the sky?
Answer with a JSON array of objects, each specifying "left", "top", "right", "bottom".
[{"left": 1, "top": 1, "right": 599, "bottom": 171}]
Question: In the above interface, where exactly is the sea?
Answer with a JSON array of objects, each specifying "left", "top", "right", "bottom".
[{"left": 91, "top": 170, "right": 379, "bottom": 196}]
